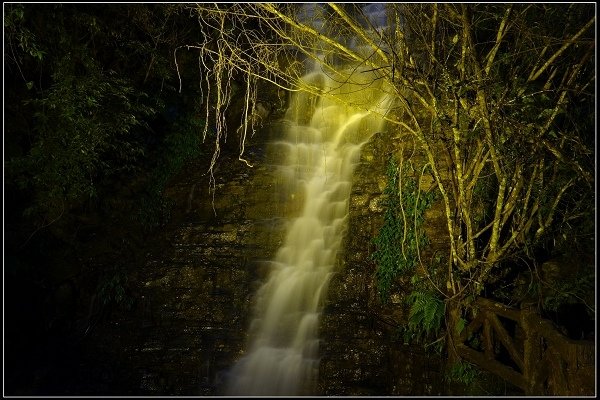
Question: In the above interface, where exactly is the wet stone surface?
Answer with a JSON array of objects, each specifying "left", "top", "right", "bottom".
[
  {"left": 69, "top": 126, "right": 294, "bottom": 395},
  {"left": 37, "top": 126, "right": 453, "bottom": 396},
  {"left": 318, "top": 131, "right": 448, "bottom": 396}
]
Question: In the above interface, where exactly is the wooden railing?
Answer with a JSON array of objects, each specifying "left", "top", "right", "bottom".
[{"left": 454, "top": 298, "right": 595, "bottom": 396}]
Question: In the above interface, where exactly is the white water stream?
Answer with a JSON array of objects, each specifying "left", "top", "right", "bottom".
[
  {"left": 226, "top": 5, "right": 391, "bottom": 396},
  {"left": 226, "top": 66, "right": 391, "bottom": 395}
]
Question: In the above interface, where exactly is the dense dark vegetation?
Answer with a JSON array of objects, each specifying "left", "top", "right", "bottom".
[{"left": 4, "top": 4, "right": 216, "bottom": 393}]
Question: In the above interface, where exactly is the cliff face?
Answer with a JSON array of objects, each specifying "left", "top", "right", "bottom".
[
  {"left": 4, "top": 120, "right": 294, "bottom": 396},
  {"left": 318, "top": 130, "right": 448, "bottom": 396},
  {"left": 5, "top": 119, "right": 453, "bottom": 396},
  {"left": 79, "top": 123, "right": 296, "bottom": 395},
  {"left": 88, "top": 124, "right": 452, "bottom": 396}
]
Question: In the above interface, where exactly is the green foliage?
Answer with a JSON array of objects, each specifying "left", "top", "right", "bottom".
[
  {"left": 372, "top": 156, "right": 444, "bottom": 351},
  {"left": 372, "top": 157, "right": 445, "bottom": 352},
  {"left": 455, "top": 316, "right": 467, "bottom": 336},
  {"left": 4, "top": 4, "right": 169, "bottom": 226},
  {"left": 4, "top": 4, "right": 205, "bottom": 232},
  {"left": 542, "top": 269, "right": 595, "bottom": 314},
  {"left": 4, "top": 4, "right": 46, "bottom": 63},
  {"left": 156, "top": 112, "right": 206, "bottom": 185},
  {"left": 403, "top": 290, "right": 445, "bottom": 347},
  {"left": 97, "top": 269, "right": 133, "bottom": 309},
  {"left": 372, "top": 158, "right": 404, "bottom": 299},
  {"left": 446, "top": 360, "right": 480, "bottom": 386},
  {"left": 135, "top": 112, "right": 206, "bottom": 230},
  {"left": 372, "top": 156, "right": 436, "bottom": 301},
  {"left": 7, "top": 65, "right": 155, "bottom": 221}
]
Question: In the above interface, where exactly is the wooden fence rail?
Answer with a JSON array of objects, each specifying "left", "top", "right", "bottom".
[{"left": 454, "top": 297, "right": 595, "bottom": 396}]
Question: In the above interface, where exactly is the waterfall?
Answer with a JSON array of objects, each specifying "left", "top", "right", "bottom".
[{"left": 226, "top": 5, "right": 392, "bottom": 396}]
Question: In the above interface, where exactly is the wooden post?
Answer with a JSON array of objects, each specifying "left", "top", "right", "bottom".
[
  {"left": 521, "top": 304, "right": 544, "bottom": 395},
  {"left": 483, "top": 311, "right": 494, "bottom": 360},
  {"left": 447, "top": 299, "right": 462, "bottom": 367}
]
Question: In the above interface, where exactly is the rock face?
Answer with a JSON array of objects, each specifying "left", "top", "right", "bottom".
[
  {"left": 5, "top": 116, "right": 487, "bottom": 396},
  {"left": 318, "top": 131, "right": 447, "bottom": 396},
  {"left": 13, "top": 79, "right": 589, "bottom": 395},
  {"left": 8, "top": 114, "right": 487, "bottom": 396},
  {"left": 134, "top": 128, "right": 305, "bottom": 395},
  {"left": 78, "top": 126, "right": 450, "bottom": 396},
  {"left": 63, "top": 123, "right": 296, "bottom": 396},
  {"left": 105, "top": 124, "right": 450, "bottom": 396}
]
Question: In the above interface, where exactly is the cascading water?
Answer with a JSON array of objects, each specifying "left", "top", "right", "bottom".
[{"left": 226, "top": 5, "right": 392, "bottom": 396}]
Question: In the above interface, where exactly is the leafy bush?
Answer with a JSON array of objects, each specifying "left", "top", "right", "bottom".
[
  {"left": 446, "top": 360, "right": 480, "bottom": 386},
  {"left": 542, "top": 269, "right": 595, "bottom": 314},
  {"left": 404, "top": 290, "right": 445, "bottom": 345},
  {"left": 372, "top": 156, "right": 436, "bottom": 301},
  {"left": 135, "top": 111, "right": 207, "bottom": 230},
  {"left": 97, "top": 269, "right": 133, "bottom": 309},
  {"left": 7, "top": 68, "right": 155, "bottom": 224},
  {"left": 4, "top": 4, "right": 160, "bottom": 226}
]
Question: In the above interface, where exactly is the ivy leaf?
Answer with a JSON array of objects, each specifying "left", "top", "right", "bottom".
[{"left": 456, "top": 317, "right": 466, "bottom": 334}]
